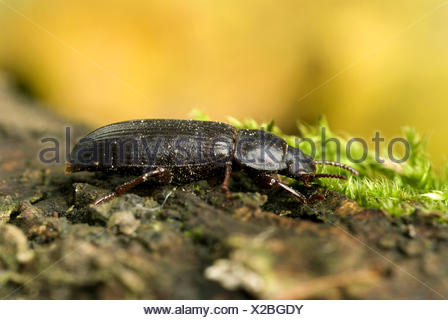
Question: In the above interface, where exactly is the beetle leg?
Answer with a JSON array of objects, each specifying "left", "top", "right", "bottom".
[
  {"left": 221, "top": 162, "right": 233, "bottom": 197},
  {"left": 94, "top": 168, "right": 167, "bottom": 205},
  {"left": 303, "top": 181, "right": 312, "bottom": 188},
  {"left": 274, "top": 173, "right": 282, "bottom": 183},
  {"left": 257, "top": 175, "right": 307, "bottom": 203},
  {"left": 307, "top": 191, "right": 327, "bottom": 203}
]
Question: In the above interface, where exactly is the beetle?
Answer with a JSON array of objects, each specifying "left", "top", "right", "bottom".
[{"left": 65, "top": 119, "right": 358, "bottom": 205}]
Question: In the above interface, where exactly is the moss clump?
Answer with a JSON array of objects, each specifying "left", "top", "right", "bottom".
[{"left": 193, "top": 111, "right": 448, "bottom": 217}]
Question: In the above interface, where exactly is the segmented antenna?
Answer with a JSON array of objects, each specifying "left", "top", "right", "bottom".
[
  {"left": 313, "top": 173, "right": 347, "bottom": 180},
  {"left": 314, "top": 160, "right": 359, "bottom": 176}
]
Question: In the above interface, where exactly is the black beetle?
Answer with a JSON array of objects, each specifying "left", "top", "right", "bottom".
[{"left": 66, "top": 119, "right": 358, "bottom": 204}]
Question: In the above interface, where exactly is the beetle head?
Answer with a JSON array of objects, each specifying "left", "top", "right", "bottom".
[
  {"left": 284, "top": 147, "right": 316, "bottom": 179},
  {"left": 284, "top": 147, "right": 358, "bottom": 182}
]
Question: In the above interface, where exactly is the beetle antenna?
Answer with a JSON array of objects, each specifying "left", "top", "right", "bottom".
[
  {"left": 314, "top": 160, "right": 359, "bottom": 176},
  {"left": 313, "top": 173, "right": 347, "bottom": 180}
]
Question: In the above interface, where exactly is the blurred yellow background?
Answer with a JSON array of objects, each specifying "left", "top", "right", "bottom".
[{"left": 0, "top": 0, "right": 447, "bottom": 166}]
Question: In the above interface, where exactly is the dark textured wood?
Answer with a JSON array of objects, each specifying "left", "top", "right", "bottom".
[{"left": 0, "top": 76, "right": 447, "bottom": 299}]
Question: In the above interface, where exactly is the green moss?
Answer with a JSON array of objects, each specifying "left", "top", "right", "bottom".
[
  {"left": 184, "top": 226, "right": 204, "bottom": 243},
  {"left": 196, "top": 113, "right": 448, "bottom": 216},
  {"left": 0, "top": 196, "right": 20, "bottom": 224}
]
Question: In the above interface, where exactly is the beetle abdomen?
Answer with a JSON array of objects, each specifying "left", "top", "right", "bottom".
[{"left": 67, "top": 119, "right": 236, "bottom": 174}]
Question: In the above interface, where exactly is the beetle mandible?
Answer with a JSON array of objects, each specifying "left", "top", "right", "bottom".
[{"left": 66, "top": 119, "right": 358, "bottom": 205}]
